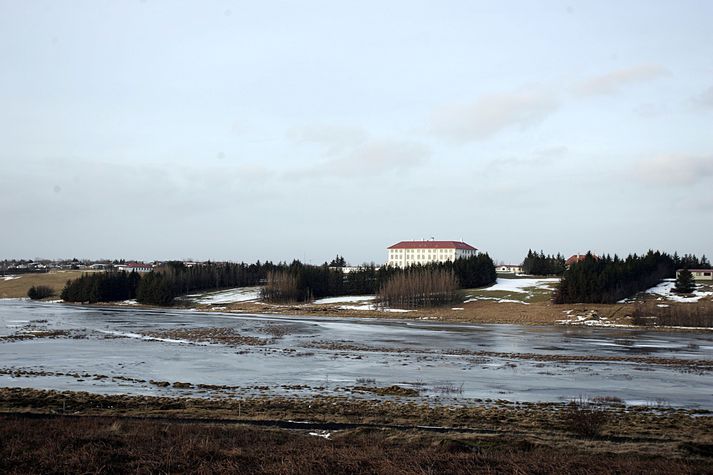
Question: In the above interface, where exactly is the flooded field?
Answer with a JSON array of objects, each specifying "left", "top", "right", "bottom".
[{"left": 1, "top": 300, "right": 712, "bottom": 408}]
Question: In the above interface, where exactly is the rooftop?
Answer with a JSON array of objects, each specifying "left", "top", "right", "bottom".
[{"left": 388, "top": 240, "right": 478, "bottom": 251}]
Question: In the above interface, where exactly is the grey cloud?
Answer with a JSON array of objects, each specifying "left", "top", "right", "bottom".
[
  {"left": 430, "top": 89, "right": 559, "bottom": 142},
  {"left": 575, "top": 64, "right": 669, "bottom": 96},
  {"left": 636, "top": 154, "right": 713, "bottom": 186}
]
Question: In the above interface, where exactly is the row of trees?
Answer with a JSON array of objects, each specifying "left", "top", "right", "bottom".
[
  {"left": 260, "top": 255, "right": 497, "bottom": 304},
  {"left": 376, "top": 269, "right": 460, "bottom": 309},
  {"left": 673, "top": 253, "right": 711, "bottom": 269},
  {"left": 553, "top": 251, "right": 676, "bottom": 304},
  {"left": 60, "top": 255, "right": 497, "bottom": 307},
  {"left": 61, "top": 271, "right": 141, "bottom": 303},
  {"left": 522, "top": 250, "right": 566, "bottom": 276},
  {"left": 135, "top": 261, "right": 282, "bottom": 305}
]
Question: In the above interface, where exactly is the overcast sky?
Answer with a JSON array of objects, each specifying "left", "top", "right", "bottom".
[{"left": 1, "top": 1, "right": 712, "bottom": 264}]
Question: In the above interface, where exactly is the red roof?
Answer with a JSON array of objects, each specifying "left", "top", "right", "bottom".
[
  {"left": 124, "top": 262, "right": 152, "bottom": 268},
  {"left": 388, "top": 241, "right": 477, "bottom": 251},
  {"left": 566, "top": 254, "right": 598, "bottom": 266}
]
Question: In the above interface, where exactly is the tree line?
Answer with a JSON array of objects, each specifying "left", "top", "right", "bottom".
[
  {"left": 61, "top": 271, "right": 141, "bottom": 303},
  {"left": 522, "top": 250, "right": 565, "bottom": 275},
  {"left": 60, "top": 255, "right": 497, "bottom": 306},
  {"left": 673, "top": 253, "right": 710, "bottom": 269},
  {"left": 553, "top": 251, "right": 677, "bottom": 304},
  {"left": 261, "top": 255, "right": 497, "bottom": 304}
]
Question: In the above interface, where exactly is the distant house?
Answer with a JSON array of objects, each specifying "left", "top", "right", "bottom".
[
  {"left": 116, "top": 262, "right": 153, "bottom": 273},
  {"left": 565, "top": 253, "right": 598, "bottom": 267},
  {"left": 496, "top": 264, "right": 523, "bottom": 274},
  {"left": 387, "top": 240, "right": 478, "bottom": 268},
  {"left": 677, "top": 269, "right": 713, "bottom": 281}
]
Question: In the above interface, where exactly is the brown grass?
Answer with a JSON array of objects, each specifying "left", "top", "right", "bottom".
[
  {"left": 632, "top": 301, "right": 713, "bottom": 328},
  {"left": 0, "top": 270, "right": 89, "bottom": 298},
  {"left": 0, "top": 414, "right": 709, "bottom": 474}
]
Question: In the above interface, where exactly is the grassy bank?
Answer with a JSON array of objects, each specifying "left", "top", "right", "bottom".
[
  {"left": 0, "top": 271, "right": 88, "bottom": 299},
  {"left": 0, "top": 388, "right": 711, "bottom": 474}
]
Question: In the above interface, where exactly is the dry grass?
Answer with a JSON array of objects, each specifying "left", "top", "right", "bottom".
[
  {"left": 632, "top": 301, "right": 713, "bottom": 327},
  {"left": 0, "top": 271, "right": 89, "bottom": 298},
  {"left": 0, "top": 408, "right": 711, "bottom": 474}
]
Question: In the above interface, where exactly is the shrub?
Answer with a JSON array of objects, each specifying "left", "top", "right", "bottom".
[
  {"left": 563, "top": 399, "right": 608, "bottom": 437},
  {"left": 27, "top": 285, "right": 54, "bottom": 300}
]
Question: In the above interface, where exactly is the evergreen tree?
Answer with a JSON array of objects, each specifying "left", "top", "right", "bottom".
[{"left": 673, "top": 269, "right": 695, "bottom": 294}]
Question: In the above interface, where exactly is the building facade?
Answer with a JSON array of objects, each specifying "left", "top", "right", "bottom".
[
  {"left": 676, "top": 269, "right": 713, "bottom": 281},
  {"left": 387, "top": 240, "right": 478, "bottom": 268},
  {"left": 496, "top": 264, "right": 523, "bottom": 274},
  {"left": 116, "top": 262, "right": 154, "bottom": 273}
]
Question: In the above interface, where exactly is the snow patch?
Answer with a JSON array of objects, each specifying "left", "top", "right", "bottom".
[
  {"left": 645, "top": 279, "right": 713, "bottom": 303},
  {"left": 482, "top": 277, "right": 560, "bottom": 294},
  {"left": 187, "top": 287, "right": 262, "bottom": 305}
]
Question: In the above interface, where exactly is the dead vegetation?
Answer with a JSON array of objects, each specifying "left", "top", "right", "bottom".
[
  {"left": 377, "top": 269, "right": 461, "bottom": 309},
  {"left": 3, "top": 415, "right": 710, "bottom": 475},
  {"left": 632, "top": 301, "right": 713, "bottom": 328},
  {"left": 0, "top": 388, "right": 712, "bottom": 474},
  {"left": 261, "top": 270, "right": 302, "bottom": 303}
]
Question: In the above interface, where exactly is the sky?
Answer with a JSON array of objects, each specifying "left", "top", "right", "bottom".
[{"left": 1, "top": 0, "right": 712, "bottom": 265}]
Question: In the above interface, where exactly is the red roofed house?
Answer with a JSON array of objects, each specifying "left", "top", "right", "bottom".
[
  {"left": 387, "top": 240, "right": 478, "bottom": 268},
  {"left": 565, "top": 253, "right": 598, "bottom": 267}
]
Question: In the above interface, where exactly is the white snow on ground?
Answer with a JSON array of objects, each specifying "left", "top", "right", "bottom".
[
  {"left": 463, "top": 277, "right": 558, "bottom": 304},
  {"left": 313, "top": 295, "right": 375, "bottom": 305},
  {"left": 187, "top": 287, "right": 262, "bottom": 305},
  {"left": 645, "top": 279, "right": 713, "bottom": 303},
  {"left": 337, "top": 304, "right": 413, "bottom": 313},
  {"left": 463, "top": 296, "right": 530, "bottom": 305},
  {"left": 94, "top": 329, "right": 210, "bottom": 345},
  {"left": 556, "top": 314, "right": 630, "bottom": 328},
  {"left": 2, "top": 276, "right": 20, "bottom": 281},
  {"left": 482, "top": 277, "right": 560, "bottom": 293}
]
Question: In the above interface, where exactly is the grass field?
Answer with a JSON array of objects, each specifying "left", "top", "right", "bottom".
[{"left": 0, "top": 271, "right": 88, "bottom": 299}]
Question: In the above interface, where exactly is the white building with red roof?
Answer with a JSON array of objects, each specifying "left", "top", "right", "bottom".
[{"left": 387, "top": 240, "right": 478, "bottom": 268}]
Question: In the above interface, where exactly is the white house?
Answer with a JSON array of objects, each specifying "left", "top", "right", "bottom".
[
  {"left": 496, "top": 264, "right": 523, "bottom": 274},
  {"left": 387, "top": 240, "right": 478, "bottom": 268},
  {"left": 676, "top": 269, "right": 713, "bottom": 281},
  {"left": 116, "top": 262, "right": 154, "bottom": 273}
]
